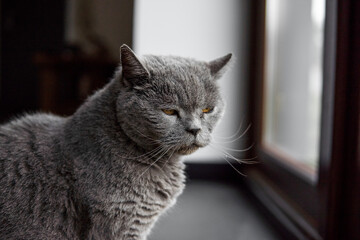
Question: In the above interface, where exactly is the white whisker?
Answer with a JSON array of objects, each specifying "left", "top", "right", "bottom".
[
  {"left": 210, "top": 142, "right": 254, "bottom": 153},
  {"left": 213, "top": 117, "right": 244, "bottom": 139},
  {"left": 131, "top": 147, "right": 166, "bottom": 168},
  {"left": 213, "top": 123, "right": 252, "bottom": 144},
  {"left": 221, "top": 156, "right": 247, "bottom": 177},
  {"left": 210, "top": 145, "right": 257, "bottom": 164},
  {"left": 223, "top": 151, "right": 257, "bottom": 164},
  {"left": 160, "top": 148, "right": 177, "bottom": 172},
  {"left": 138, "top": 146, "right": 173, "bottom": 178},
  {"left": 133, "top": 129, "right": 161, "bottom": 145},
  {"left": 126, "top": 145, "right": 164, "bottom": 160}
]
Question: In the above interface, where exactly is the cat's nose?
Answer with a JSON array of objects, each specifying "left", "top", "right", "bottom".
[{"left": 186, "top": 128, "right": 201, "bottom": 136}]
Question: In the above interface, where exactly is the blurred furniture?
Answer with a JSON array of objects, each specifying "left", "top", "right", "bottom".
[
  {"left": 0, "top": 0, "right": 66, "bottom": 122},
  {"left": 34, "top": 53, "right": 117, "bottom": 115}
]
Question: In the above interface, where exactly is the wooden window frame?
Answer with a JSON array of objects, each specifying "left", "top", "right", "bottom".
[{"left": 246, "top": 0, "right": 360, "bottom": 239}]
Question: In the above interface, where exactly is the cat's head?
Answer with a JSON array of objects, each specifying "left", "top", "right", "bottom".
[{"left": 116, "top": 45, "right": 231, "bottom": 156}]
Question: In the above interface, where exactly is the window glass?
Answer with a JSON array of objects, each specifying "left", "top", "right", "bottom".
[{"left": 263, "top": 0, "right": 326, "bottom": 173}]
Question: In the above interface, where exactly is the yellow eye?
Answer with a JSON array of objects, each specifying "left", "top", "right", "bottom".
[
  {"left": 202, "top": 108, "right": 213, "bottom": 113},
  {"left": 162, "top": 109, "right": 177, "bottom": 115}
]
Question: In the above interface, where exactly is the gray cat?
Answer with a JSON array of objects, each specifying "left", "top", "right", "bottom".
[{"left": 0, "top": 45, "right": 231, "bottom": 240}]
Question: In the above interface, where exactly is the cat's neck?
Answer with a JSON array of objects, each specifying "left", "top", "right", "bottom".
[{"left": 62, "top": 80, "right": 127, "bottom": 156}]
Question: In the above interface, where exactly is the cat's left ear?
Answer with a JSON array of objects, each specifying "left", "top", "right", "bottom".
[
  {"left": 119, "top": 44, "right": 150, "bottom": 87},
  {"left": 208, "top": 53, "right": 232, "bottom": 79}
]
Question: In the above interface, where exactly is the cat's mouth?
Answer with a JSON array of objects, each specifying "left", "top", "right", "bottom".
[{"left": 176, "top": 143, "right": 202, "bottom": 155}]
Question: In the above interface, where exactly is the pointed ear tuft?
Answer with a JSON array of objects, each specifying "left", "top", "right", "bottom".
[
  {"left": 120, "top": 44, "right": 150, "bottom": 86},
  {"left": 208, "top": 53, "right": 232, "bottom": 79}
]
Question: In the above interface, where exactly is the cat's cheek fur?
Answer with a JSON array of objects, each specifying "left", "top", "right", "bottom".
[{"left": 162, "top": 114, "right": 178, "bottom": 128}]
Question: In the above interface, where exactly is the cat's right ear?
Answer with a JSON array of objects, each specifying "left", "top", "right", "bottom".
[
  {"left": 208, "top": 53, "right": 232, "bottom": 80},
  {"left": 119, "top": 44, "right": 150, "bottom": 87}
]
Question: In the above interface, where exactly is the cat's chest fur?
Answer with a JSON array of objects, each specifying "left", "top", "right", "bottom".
[
  {"left": 128, "top": 165, "right": 183, "bottom": 226},
  {"left": 84, "top": 155, "right": 186, "bottom": 240}
]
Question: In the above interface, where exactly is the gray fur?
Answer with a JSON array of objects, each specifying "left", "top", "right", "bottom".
[{"left": 0, "top": 45, "right": 231, "bottom": 240}]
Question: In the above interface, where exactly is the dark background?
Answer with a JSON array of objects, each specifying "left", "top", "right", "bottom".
[
  {"left": 0, "top": 0, "right": 66, "bottom": 121},
  {"left": 0, "top": 0, "right": 133, "bottom": 122}
]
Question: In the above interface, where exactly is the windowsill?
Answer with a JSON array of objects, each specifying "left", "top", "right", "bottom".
[{"left": 148, "top": 179, "right": 282, "bottom": 240}]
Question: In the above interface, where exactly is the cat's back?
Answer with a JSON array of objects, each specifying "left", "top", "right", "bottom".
[
  {"left": 0, "top": 112, "right": 66, "bottom": 181},
  {"left": 0, "top": 113, "right": 69, "bottom": 239},
  {"left": 0, "top": 113, "right": 65, "bottom": 160},
  {"left": 0, "top": 113, "right": 65, "bottom": 138}
]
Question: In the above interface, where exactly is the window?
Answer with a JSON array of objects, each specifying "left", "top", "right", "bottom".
[
  {"left": 246, "top": 0, "right": 360, "bottom": 239},
  {"left": 263, "top": 0, "right": 325, "bottom": 178}
]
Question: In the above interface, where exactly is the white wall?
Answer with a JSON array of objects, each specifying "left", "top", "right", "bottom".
[{"left": 134, "top": 0, "right": 250, "bottom": 162}]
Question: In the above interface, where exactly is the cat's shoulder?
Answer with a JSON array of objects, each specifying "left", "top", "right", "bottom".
[{"left": 0, "top": 112, "right": 66, "bottom": 135}]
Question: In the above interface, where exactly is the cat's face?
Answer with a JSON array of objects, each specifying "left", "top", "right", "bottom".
[{"left": 116, "top": 45, "right": 231, "bottom": 156}]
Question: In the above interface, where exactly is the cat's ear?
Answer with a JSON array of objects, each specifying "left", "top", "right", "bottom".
[
  {"left": 120, "top": 44, "right": 150, "bottom": 86},
  {"left": 208, "top": 53, "right": 232, "bottom": 79}
]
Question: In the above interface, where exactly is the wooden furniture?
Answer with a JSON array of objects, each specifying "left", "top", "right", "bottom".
[{"left": 34, "top": 53, "right": 117, "bottom": 115}]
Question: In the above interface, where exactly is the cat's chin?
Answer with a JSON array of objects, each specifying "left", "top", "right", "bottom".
[{"left": 176, "top": 144, "right": 201, "bottom": 155}]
